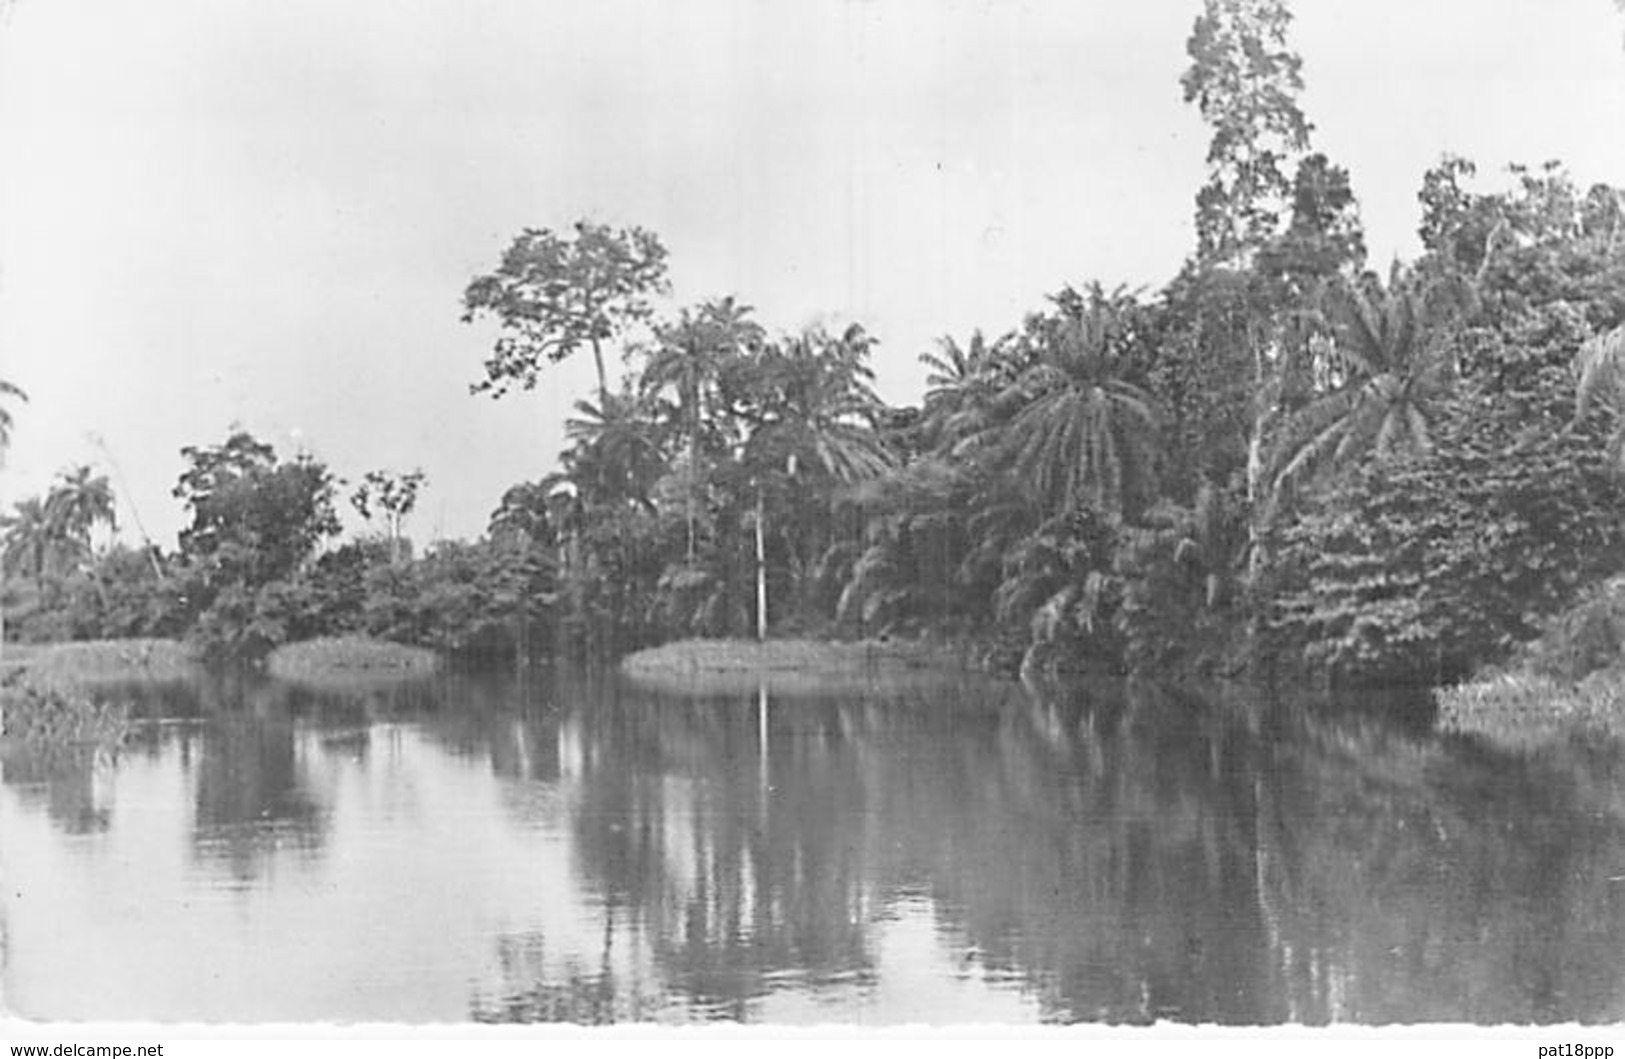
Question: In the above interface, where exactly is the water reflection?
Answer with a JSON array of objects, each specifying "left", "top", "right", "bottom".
[
  {"left": 3, "top": 744, "right": 120, "bottom": 836},
  {"left": 2, "top": 667, "right": 1622, "bottom": 1024}
]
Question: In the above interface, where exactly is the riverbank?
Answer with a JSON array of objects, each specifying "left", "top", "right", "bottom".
[
  {"left": 1437, "top": 666, "right": 1625, "bottom": 751},
  {"left": 0, "top": 638, "right": 200, "bottom": 683},
  {"left": 0, "top": 635, "right": 440, "bottom": 686},
  {"left": 1435, "top": 578, "right": 1625, "bottom": 751}
]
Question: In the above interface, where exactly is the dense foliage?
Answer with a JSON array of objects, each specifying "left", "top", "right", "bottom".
[
  {"left": 5, "top": 0, "right": 1624, "bottom": 690},
  {"left": 3, "top": 450, "right": 559, "bottom": 665}
]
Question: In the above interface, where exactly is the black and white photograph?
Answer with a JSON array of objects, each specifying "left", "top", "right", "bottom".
[{"left": 1, "top": 0, "right": 1624, "bottom": 1041}]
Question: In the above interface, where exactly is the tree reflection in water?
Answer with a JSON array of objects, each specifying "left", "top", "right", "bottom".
[
  {"left": 473, "top": 672, "right": 1625, "bottom": 1025},
  {"left": 5, "top": 665, "right": 1622, "bottom": 1024}
]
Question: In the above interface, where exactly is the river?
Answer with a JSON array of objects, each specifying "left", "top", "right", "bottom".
[{"left": 2, "top": 668, "right": 1622, "bottom": 1024}]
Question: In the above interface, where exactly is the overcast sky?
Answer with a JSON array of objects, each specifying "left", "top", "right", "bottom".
[{"left": 1, "top": 0, "right": 1622, "bottom": 547}]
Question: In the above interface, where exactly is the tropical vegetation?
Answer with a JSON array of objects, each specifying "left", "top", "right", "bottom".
[{"left": 4, "top": 0, "right": 1624, "bottom": 702}]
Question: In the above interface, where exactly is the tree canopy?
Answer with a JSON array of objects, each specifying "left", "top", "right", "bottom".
[
  {"left": 174, "top": 431, "right": 341, "bottom": 589},
  {"left": 9, "top": 1, "right": 1625, "bottom": 688},
  {"left": 463, "top": 222, "right": 669, "bottom": 403}
]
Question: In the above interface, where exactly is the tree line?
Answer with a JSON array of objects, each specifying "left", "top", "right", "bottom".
[{"left": 4, "top": 0, "right": 1625, "bottom": 685}]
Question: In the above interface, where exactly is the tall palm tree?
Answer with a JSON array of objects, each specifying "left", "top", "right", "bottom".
[
  {"left": 1575, "top": 323, "right": 1625, "bottom": 470},
  {"left": 641, "top": 297, "right": 762, "bottom": 561},
  {"left": 1267, "top": 265, "right": 1464, "bottom": 505},
  {"left": 741, "top": 325, "right": 896, "bottom": 485},
  {"left": 998, "top": 286, "right": 1163, "bottom": 519},
  {"left": 739, "top": 326, "right": 896, "bottom": 639}
]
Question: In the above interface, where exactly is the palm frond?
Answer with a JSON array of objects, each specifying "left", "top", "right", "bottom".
[
  {"left": 0, "top": 378, "right": 26, "bottom": 456},
  {"left": 1268, "top": 266, "right": 1461, "bottom": 507}
]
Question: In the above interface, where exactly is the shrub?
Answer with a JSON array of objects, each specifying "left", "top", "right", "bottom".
[
  {"left": 1506, "top": 577, "right": 1625, "bottom": 683},
  {"left": 1270, "top": 398, "right": 1625, "bottom": 685},
  {"left": 1, "top": 669, "right": 130, "bottom": 749}
]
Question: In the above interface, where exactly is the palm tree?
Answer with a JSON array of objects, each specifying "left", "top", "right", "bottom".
[
  {"left": 998, "top": 285, "right": 1163, "bottom": 519},
  {"left": 0, "top": 378, "right": 25, "bottom": 657},
  {"left": 833, "top": 456, "right": 976, "bottom": 634},
  {"left": 45, "top": 465, "right": 117, "bottom": 559},
  {"left": 554, "top": 391, "right": 671, "bottom": 647},
  {"left": 992, "top": 509, "right": 1119, "bottom": 675},
  {"left": 487, "top": 480, "right": 555, "bottom": 547},
  {"left": 1575, "top": 322, "right": 1625, "bottom": 470},
  {"left": 918, "top": 329, "right": 1016, "bottom": 456},
  {"left": 739, "top": 326, "right": 896, "bottom": 639},
  {"left": 2, "top": 497, "right": 63, "bottom": 592},
  {"left": 1119, "top": 479, "right": 1249, "bottom": 611},
  {"left": 641, "top": 297, "right": 762, "bottom": 561},
  {"left": 741, "top": 325, "right": 896, "bottom": 483},
  {"left": 562, "top": 389, "right": 666, "bottom": 512},
  {"left": 533, "top": 468, "right": 589, "bottom": 647},
  {"left": 1267, "top": 265, "right": 1463, "bottom": 505}
]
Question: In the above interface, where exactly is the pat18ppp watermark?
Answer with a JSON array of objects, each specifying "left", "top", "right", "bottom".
[{"left": 1538, "top": 1047, "right": 1614, "bottom": 1059}]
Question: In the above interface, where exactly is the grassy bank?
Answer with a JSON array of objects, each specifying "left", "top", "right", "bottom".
[
  {"left": 1436, "top": 577, "right": 1625, "bottom": 751},
  {"left": 1, "top": 670, "right": 131, "bottom": 750},
  {"left": 1437, "top": 667, "right": 1625, "bottom": 751},
  {"left": 0, "top": 635, "right": 438, "bottom": 685},
  {"left": 0, "top": 638, "right": 200, "bottom": 683},
  {"left": 0, "top": 640, "right": 168, "bottom": 753},
  {"left": 265, "top": 635, "right": 440, "bottom": 683}
]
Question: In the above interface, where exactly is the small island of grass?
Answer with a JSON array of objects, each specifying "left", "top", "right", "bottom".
[
  {"left": 265, "top": 636, "right": 440, "bottom": 683},
  {"left": 618, "top": 637, "right": 981, "bottom": 695},
  {"left": 622, "top": 637, "right": 963, "bottom": 673}
]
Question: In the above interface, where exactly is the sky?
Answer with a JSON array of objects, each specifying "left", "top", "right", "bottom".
[{"left": 1, "top": 0, "right": 1622, "bottom": 548}]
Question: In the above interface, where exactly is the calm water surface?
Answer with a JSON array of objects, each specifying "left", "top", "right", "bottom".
[{"left": 3, "top": 668, "right": 1623, "bottom": 1025}]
